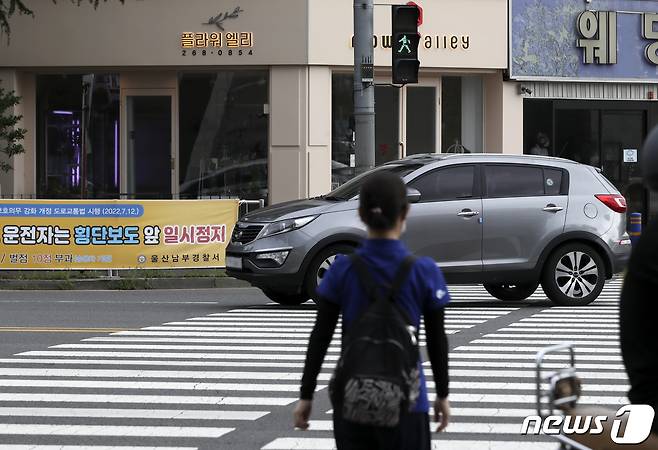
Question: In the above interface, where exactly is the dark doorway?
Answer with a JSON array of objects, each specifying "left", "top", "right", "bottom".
[{"left": 126, "top": 96, "right": 172, "bottom": 198}]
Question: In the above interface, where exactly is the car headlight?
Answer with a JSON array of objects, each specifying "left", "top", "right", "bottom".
[{"left": 258, "top": 216, "right": 318, "bottom": 239}]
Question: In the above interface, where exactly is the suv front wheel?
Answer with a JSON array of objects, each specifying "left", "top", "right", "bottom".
[
  {"left": 305, "top": 243, "right": 355, "bottom": 301},
  {"left": 484, "top": 282, "right": 539, "bottom": 301},
  {"left": 541, "top": 243, "right": 605, "bottom": 306}
]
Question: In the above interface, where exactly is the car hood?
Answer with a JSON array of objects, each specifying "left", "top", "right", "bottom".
[{"left": 241, "top": 198, "right": 339, "bottom": 223}]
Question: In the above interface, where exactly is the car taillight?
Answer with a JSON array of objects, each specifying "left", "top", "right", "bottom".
[{"left": 595, "top": 194, "right": 627, "bottom": 213}]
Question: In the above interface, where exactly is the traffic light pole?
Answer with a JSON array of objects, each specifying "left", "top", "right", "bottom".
[{"left": 353, "top": 0, "right": 375, "bottom": 175}]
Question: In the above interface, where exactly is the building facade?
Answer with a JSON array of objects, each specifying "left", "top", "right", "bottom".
[
  {"left": 510, "top": 0, "right": 658, "bottom": 222},
  {"left": 0, "top": 0, "right": 515, "bottom": 205}
]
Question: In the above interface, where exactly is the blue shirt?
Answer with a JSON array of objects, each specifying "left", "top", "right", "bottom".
[{"left": 316, "top": 238, "right": 451, "bottom": 413}]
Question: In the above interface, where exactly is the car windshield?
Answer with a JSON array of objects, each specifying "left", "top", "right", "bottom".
[{"left": 324, "top": 164, "right": 423, "bottom": 201}]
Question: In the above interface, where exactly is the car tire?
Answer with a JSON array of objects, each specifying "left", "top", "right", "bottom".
[
  {"left": 304, "top": 243, "right": 355, "bottom": 301},
  {"left": 541, "top": 243, "right": 605, "bottom": 306},
  {"left": 262, "top": 289, "right": 309, "bottom": 306},
  {"left": 483, "top": 282, "right": 539, "bottom": 301}
]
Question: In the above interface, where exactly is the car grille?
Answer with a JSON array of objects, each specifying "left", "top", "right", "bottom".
[{"left": 231, "top": 224, "right": 264, "bottom": 244}]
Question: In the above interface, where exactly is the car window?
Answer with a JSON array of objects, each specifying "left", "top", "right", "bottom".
[
  {"left": 327, "top": 164, "right": 423, "bottom": 200},
  {"left": 485, "top": 165, "right": 544, "bottom": 198},
  {"left": 544, "top": 168, "right": 563, "bottom": 195},
  {"left": 409, "top": 165, "right": 475, "bottom": 202}
]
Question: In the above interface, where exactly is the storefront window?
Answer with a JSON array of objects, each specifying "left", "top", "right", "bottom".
[
  {"left": 406, "top": 86, "right": 436, "bottom": 155},
  {"left": 375, "top": 85, "right": 400, "bottom": 165},
  {"left": 331, "top": 74, "right": 355, "bottom": 189},
  {"left": 36, "top": 74, "right": 120, "bottom": 199},
  {"left": 441, "top": 76, "right": 483, "bottom": 153},
  {"left": 331, "top": 74, "right": 401, "bottom": 188},
  {"left": 523, "top": 100, "right": 553, "bottom": 156},
  {"left": 525, "top": 99, "right": 649, "bottom": 219},
  {"left": 555, "top": 109, "right": 600, "bottom": 165},
  {"left": 178, "top": 71, "right": 268, "bottom": 201}
]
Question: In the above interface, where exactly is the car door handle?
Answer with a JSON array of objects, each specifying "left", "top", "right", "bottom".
[
  {"left": 543, "top": 204, "right": 564, "bottom": 212},
  {"left": 457, "top": 210, "right": 480, "bottom": 217}
]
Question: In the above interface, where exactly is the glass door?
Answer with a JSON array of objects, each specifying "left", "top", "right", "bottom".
[
  {"left": 601, "top": 110, "right": 646, "bottom": 218},
  {"left": 405, "top": 85, "right": 438, "bottom": 156},
  {"left": 121, "top": 90, "right": 176, "bottom": 199}
]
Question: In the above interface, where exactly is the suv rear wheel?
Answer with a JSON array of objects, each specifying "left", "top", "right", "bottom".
[
  {"left": 541, "top": 243, "right": 605, "bottom": 306},
  {"left": 305, "top": 243, "right": 355, "bottom": 301},
  {"left": 483, "top": 282, "right": 539, "bottom": 301},
  {"left": 262, "top": 289, "right": 309, "bottom": 306}
]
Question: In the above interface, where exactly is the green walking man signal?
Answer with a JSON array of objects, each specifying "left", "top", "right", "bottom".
[
  {"left": 392, "top": 4, "right": 420, "bottom": 84},
  {"left": 398, "top": 35, "right": 412, "bottom": 53}
]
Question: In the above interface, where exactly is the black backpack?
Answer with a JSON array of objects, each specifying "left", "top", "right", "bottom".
[{"left": 329, "top": 253, "right": 421, "bottom": 428}]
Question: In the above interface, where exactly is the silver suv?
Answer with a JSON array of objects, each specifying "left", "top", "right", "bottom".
[{"left": 226, "top": 154, "right": 631, "bottom": 306}]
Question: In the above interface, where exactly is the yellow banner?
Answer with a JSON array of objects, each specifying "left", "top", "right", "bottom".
[{"left": 0, "top": 199, "right": 239, "bottom": 270}]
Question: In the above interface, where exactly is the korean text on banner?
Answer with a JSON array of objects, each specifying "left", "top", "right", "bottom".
[{"left": 0, "top": 200, "right": 239, "bottom": 270}]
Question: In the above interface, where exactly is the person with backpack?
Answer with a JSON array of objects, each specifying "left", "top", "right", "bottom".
[{"left": 292, "top": 171, "right": 451, "bottom": 449}]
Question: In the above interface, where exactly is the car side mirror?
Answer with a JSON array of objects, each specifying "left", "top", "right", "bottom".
[{"left": 406, "top": 187, "right": 421, "bottom": 204}]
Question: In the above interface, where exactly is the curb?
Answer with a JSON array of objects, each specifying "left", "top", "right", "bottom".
[{"left": 0, "top": 277, "right": 251, "bottom": 291}]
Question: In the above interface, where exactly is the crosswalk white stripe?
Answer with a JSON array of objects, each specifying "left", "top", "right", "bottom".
[
  {"left": 0, "top": 368, "right": 332, "bottom": 381},
  {"left": 449, "top": 407, "right": 536, "bottom": 417},
  {"left": 0, "top": 447, "right": 197, "bottom": 450},
  {"left": 145, "top": 324, "right": 473, "bottom": 331},
  {"left": 0, "top": 358, "right": 319, "bottom": 369},
  {"left": 499, "top": 328, "right": 616, "bottom": 333},
  {"left": 0, "top": 393, "right": 296, "bottom": 405},
  {"left": 521, "top": 318, "right": 618, "bottom": 323},
  {"left": 223, "top": 308, "right": 519, "bottom": 314},
  {"left": 512, "top": 322, "right": 618, "bottom": 328},
  {"left": 483, "top": 333, "right": 618, "bottom": 340},
  {"left": 0, "top": 424, "right": 234, "bottom": 438},
  {"left": 427, "top": 360, "right": 626, "bottom": 370},
  {"left": 442, "top": 381, "right": 626, "bottom": 392},
  {"left": 430, "top": 440, "right": 555, "bottom": 450},
  {"left": 449, "top": 353, "right": 622, "bottom": 361},
  {"left": 17, "top": 351, "right": 340, "bottom": 361},
  {"left": 166, "top": 319, "right": 486, "bottom": 325},
  {"left": 0, "top": 407, "right": 267, "bottom": 420},
  {"left": 52, "top": 344, "right": 337, "bottom": 352},
  {"left": 533, "top": 314, "right": 618, "bottom": 319},
  {"left": 429, "top": 393, "right": 626, "bottom": 404},
  {"left": 261, "top": 438, "right": 555, "bottom": 450},
  {"left": 113, "top": 331, "right": 315, "bottom": 338},
  {"left": 83, "top": 337, "right": 327, "bottom": 345},
  {"left": 547, "top": 308, "right": 619, "bottom": 312},
  {"left": 306, "top": 420, "right": 539, "bottom": 433},
  {"left": 0, "top": 379, "right": 319, "bottom": 391},
  {"left": 110, "top": 330, "right": 458, "bottom": 337},
  {"left": 471, "top": 339, "right": 618, "bottom": 346},
  {"left": 143, "top": 326, "right": 317, "bottom": 332},
  {"left": 189, "top": 312, "right": 506, "bottom": 319},
  {"left": 445, "top": 369, "right": 627, "bottom": 380},
  {"left": 454, "top": 345, "right": 620, "bottom": 353}
]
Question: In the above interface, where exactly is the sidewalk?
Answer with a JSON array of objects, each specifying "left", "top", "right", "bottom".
[{"left": 0, "top": 269, "right": 251, "bottom": 290}]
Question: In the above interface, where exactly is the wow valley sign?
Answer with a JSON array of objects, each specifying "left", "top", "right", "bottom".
[{"left": 350, "top": 33, "right": 470, "bottom": 50}]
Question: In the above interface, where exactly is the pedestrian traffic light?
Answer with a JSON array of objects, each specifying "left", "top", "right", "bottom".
[{"left": 392, "top": 5, "right": 420, "bottom": 85}]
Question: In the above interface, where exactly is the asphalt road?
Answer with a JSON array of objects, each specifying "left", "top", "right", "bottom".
[{"left": 0, "top": 281, "right": 627, "bottom": 450}]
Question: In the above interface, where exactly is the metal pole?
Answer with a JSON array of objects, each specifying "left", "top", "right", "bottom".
[{"left": 353, "top": 0, "right": 375, "bottom": 175}]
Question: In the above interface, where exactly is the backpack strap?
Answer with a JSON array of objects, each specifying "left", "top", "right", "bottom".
[
  {"left": 349, "top": 253, "right": 417, "bottom": 304},
  {"left": 349, "top": 254, "right": 386, "bottom": 303},
  {"left": 386, "top": 254, "right": 417, "bottom": 302}
]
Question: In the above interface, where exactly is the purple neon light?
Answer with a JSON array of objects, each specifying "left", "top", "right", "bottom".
[
  {"left": 114, "top": 120, "right": 118, "bottom": 187},
  {"left": 52, "top": 110, "right": 74, "bottom": 115}
]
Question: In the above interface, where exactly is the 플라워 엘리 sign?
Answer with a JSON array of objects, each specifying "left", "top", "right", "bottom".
[{"left": 0, "top": 199, "right": 238, "bottom": 270}]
